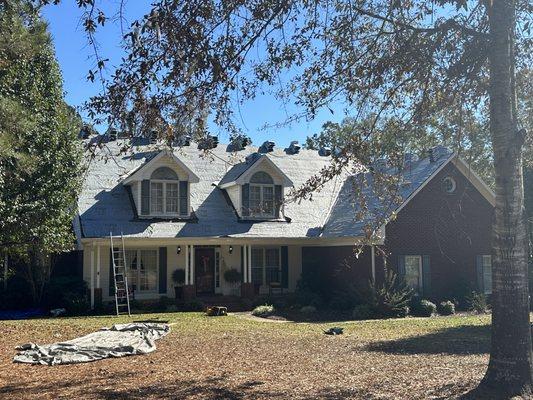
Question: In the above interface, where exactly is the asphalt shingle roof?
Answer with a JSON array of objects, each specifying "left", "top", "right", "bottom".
[{"left": 78, "top": 141, "right": 453, "bottom": 239}]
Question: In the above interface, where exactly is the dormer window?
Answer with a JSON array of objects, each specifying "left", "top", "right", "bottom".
[
  {"left": 249, "top": 172, "right": 275, "bottom": 217},
  {"left": 149, "top": 167, "right": 179, "bottom": 216}
]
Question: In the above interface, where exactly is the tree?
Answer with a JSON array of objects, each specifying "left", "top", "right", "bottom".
[
  {"left": 64, "top": 0, "right": 531, "bottom": 395},
  {"left": 0, "top": 1, "right": 83, "bottom": 304}
]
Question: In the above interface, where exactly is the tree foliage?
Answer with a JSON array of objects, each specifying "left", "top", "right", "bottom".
[{"left": 0, "top": 1, "right": 83, "bottom": 301}]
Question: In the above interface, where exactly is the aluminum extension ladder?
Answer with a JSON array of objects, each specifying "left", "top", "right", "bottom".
[{"left": 110, "top": 232, "right": 131, "bottom": 316}]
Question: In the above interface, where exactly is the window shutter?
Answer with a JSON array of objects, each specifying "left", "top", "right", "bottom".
[
  {"left": 281, "top": 246, "right": 289, "bottom": 288},
  {"left": 422, "top": 255, "right": 431, "bottom": 296},
  {"left": 109, "top": 248, "right": 117, "bottom": 296},
  {"left": 141, "top": 180, "right": 150, "bottom": 215},
  {"left": 179, "top": 181, "right": 188, "bottom": 216},
  {"left": 274, "top": 185, "right": 282, "bottom": 218},
  {"left": 476, "top": 255, "right": 484, "bottom": 292},
  {"left": 242, "top": 184, "right": 250, "bottom": 216},
  {"left": 397, "top": 255, "right": 406, "bottom": 278},
  {"left": 240, "top": 246, "right": 244, "bottom": 278},
  {"left": 159, "top": 247, "right": 167, "bottom": 294}
]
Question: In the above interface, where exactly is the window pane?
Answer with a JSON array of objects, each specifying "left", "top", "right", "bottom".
[
  {"left": 166, "top": 183, "right": 178, "bottom": 213},
  {"left": 150, "top": 182, "right": 163, "bottom": 213},
  {"left": 404, "top": 256, "right": 421, "bottom": 292},
  {"left": 265, "top": 248, "right": 279, "bottom": 267},
  {"left": 139, "top": 250, "right": 158, "bottom": 291},
  {"left": 125, "top": 250, "right": 138, "bottom": 291},
  {"left": 262, "top": 186, "right": 274, "bottom": 215},
  {"left": 251, "top": 248, "right": 264, "bottom": 285},
  {"left": 483, "top": 255, "right": 492, "bottom": 294},
  {"left": 250, "top": 186, "right": 262, "bottom": 213}
]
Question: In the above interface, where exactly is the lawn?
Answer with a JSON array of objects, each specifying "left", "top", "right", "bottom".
[{"left": 0, "top": 313, "right": 492, "bottom": 399}]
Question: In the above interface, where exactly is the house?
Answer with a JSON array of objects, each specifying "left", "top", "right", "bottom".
[{"left": 75, "top": 139, "right": 495, "bottom": 308}]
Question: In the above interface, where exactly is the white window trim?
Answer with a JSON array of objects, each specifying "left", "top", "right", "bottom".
[
  {"left": 150, "top": 179, "right": 180, "bottom": 217},
  {"left": 249, "top": 183, "right": 275, "bottom": 218},
  {"left": 404, "top": 255, "right": 423, "bottom": 292},
  {"left": 251, "top": 246, "right": 281, "bottom": 287},
  {"left": 125, "top": 249, "right": 159, "bottom": 294}
]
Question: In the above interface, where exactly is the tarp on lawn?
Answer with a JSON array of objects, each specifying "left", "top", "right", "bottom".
[{"left": 13, "top": 322, "right": 170, "bottom": 365}]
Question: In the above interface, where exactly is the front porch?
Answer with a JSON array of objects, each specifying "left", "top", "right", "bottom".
[{"left": 82, "top": 240, "right": 303, "bottom": 309}]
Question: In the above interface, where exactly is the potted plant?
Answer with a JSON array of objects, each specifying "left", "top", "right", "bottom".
[
  {"left": 172, "top": 269, "right": 186, "bottom": 299},
  {"left": 224, "top": 268, "right": 242, "bottom": 296}
]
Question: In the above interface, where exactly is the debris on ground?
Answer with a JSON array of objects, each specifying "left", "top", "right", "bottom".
[
  {"left": 206, "top": 306, "right": 228, "bottom": 316},
  {"left": 50, "top": 308, "right": 66, "bottom": 317},
  {"left": 13, "top": 322, "right": 170, "bottom": 365},
  {"left": 323, "top": 327, "right": 344, "bottom": 335}
]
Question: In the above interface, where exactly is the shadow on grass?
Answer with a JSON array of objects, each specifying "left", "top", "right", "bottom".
[{"left": 365, "top": 324, "right": 490, "bottom": 355}]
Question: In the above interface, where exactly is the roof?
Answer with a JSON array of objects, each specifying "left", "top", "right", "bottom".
[
  {"left": 77, "top": 142, "right": 492, "bottom": 240},
  {"left": 218, "top": 153, "right": 293, "bottom": 188}
]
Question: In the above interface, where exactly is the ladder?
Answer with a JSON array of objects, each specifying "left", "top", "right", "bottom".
[{"left": 110, "top": 232, "right": 131, "bottom": 316}]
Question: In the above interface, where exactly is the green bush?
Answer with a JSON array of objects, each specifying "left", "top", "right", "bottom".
[
  {"left": 466, "top": 291, "right": 487, "bottom": 313},
  {"left": 252, "top": 304, "right": 275, "bottom": 318},
  {"left": 363, "top": 269, "right": 413, "bottom": 318},
  {"left": 290, "top": 288, "right": 324, "bottom": 309},
  {"left": 156, "top": 296, "right": 174, "bottom": 312},
  {"left": 44, "top": 276, "right": 88, "bottom": 309},
  {"left": 63, "top": 292, "right": 90, "bottom": 316},
  {"left": 437, "top": 300, "right": 456, "bottom": 316},
  {"left": 352, "top": 304, "right": 375, "bottom": 320},
  {"left": 328, "top": 286, "right": 361, "bottom": 311},
  {"left": 410, "top": 299, "right": 436, "bottom": 317},
  {"left": 300, "top": 305, "right": 317, "bottom": 314},
  {"left": 181, "top": 300, "right": 205, "bottom": 312}
]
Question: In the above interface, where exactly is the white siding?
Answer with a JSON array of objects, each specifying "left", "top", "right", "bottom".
[{"left": 226, "top": 186, "right": 241, "bottom": 216}]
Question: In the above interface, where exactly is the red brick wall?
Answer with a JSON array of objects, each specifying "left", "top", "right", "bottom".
[
  {"left": 385, "top": 162, "right": 493, "bottom": 299},
  {"left": 302, "top": 161, "right": 494, "bottom": 300}
]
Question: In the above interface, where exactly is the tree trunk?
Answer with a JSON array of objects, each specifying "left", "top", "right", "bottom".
[{"left": 481, "top": 0, "right": 532, "bottom": 396}]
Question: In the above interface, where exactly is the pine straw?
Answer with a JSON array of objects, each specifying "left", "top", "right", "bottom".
[{"left": 0, "top": 313, "right": 493, "bottom": 399}]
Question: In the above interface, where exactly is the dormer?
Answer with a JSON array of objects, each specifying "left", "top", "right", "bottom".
[
  {"left": 219, "top": 153, "right": 293, "bottom": 220},
  {"left": 122, "top": 150, "right": 199, "bottom": 219}
]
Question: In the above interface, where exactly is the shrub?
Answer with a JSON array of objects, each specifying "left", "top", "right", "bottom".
[
  {"left": 363, "top": 269, "right": 413, "bottom": 318},
  {"left": 410, "top": 299, "right": 436, "bottom": 317},
  {"left": 156, "top": 296, "right": 173, "bottom": 312},
  {"left": 63, "top": 292, "right": 90, "bottom": 316},
  {"left": 290, "top": 288, "right": 324, "bottom": 309},
  {"left": 44, "top": 276, "right": 88, "bottom": 309},
  {"left": 352, "top": 304, "right": 375, "bottom": 320},
  {"left": 466, "top": 291, "right": 487, "bottom": 313},
  {"left": 437, "top": 300, "right": 456, "bottom": 316},
  {"left": 300, "top": 305, "right": 317, "bottom": 314},
  {"left": 181, "top": 300, "right": 205, "bottom": 312},
  {"left": 224, "top": 269, "right": 242, "bottom": 284},
  {"left": 171, "top": 269, "right": 186, "bottom": 286},
  {"left": 252, "top": 304, "right": 275, "bottom": 318},
  {"left": 328, "top": 286, "right": 361, "bottom": 311}
]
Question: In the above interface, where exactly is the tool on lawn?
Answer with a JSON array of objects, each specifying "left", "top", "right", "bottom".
[
  {"left": 324, "top": 327, "right": 344, "bottom": 335},
  {"left": 110, "top": 232, "right": 131, "bottom": 316},
  {"left": 206, "top": 306, "right": 228, "bottom": 316}
]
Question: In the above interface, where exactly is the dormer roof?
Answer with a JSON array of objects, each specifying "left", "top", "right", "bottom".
[
  {"left": 218, "top": 153, "right": 293, "bottom": 188},
  {"left": 122, "top": 149, "right": 200, "bottom": 185}
]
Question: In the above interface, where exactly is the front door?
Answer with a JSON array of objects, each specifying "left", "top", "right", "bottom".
[{"left": 195, "top": 247, "right": 215, "bottom": 295}]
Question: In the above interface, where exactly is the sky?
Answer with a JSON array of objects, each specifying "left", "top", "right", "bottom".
[{"left": 42, "top": 1, "right": 345, "bottom": 148}]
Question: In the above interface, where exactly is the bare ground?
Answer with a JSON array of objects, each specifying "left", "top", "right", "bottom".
[{"left": 0, "top": 313, "right": 497, "bottom": 399}]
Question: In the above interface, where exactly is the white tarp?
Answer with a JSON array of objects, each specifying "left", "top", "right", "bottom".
[{"left": 13, "top": 322, "right": 170, "bottom": 365}]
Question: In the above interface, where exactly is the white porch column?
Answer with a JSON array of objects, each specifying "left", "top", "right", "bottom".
[
  {"left": 96, "top": 245, "right": 101, "bottom": 289},
  {"left": 247, "top": 245, "right": 252, "bottom": 283},
  {"left": 90, "top": 246, "right": 95, "bottom": 309},
  {"left": 185, "top": 244, "right": 190, "bottom": 285},
  {"left": 243, "top": 245, "right": 248, "bottom": 283},
  {"left": 371, "top": 245, "right": 376, "bottom": 282},
  {"left": 190, "top": 245, "right": 195, "bottom": 284}
]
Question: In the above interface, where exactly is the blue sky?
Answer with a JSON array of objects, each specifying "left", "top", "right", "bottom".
[{"left": 42, "top": 2, "right": 345, "bottom": 147}]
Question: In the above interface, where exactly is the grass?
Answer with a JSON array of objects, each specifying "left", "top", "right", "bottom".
[{"left": 0, "top": 313, "right": 493, "bottom": 399}]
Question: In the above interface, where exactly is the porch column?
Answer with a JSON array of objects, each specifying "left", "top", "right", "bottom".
[
  {"left": 185, "top": 244, "right": 189, "bottom": 285},
  {"left": 247, "top": 245, "right": 252, "bottom": 283},
  {"left": 371, "top": 245, "right": 376, "bottom": 282},
  {"left": 90, "top": 246, "right": 95, "bottom": 309}
]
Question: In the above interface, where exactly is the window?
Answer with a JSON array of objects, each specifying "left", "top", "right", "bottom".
[
  {"left": 214, "top": 249, "right": 221, "bottom": 288},
  {"left": 249, "top": 171, "right": 275, "bottom": 217},
  {"left": 149, "top": 167, "right": 181, "bottom": 216},
  {"left": 482, "top": 255, "right": 492, "bottom": 294},
  {"left": 442, "top": 176, "right": 457, "bottom": 193},
  {"left": 125, "top": 249, "right": 158, "bottom": 292},
  {"left": 404, "top": 255, "right": 422, "bottom": 292},
  {"left": 251, "top": 247, "right": 281, "bottom": 286}
]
